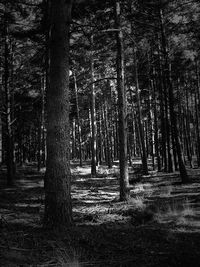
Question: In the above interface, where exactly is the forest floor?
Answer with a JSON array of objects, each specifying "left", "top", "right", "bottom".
[{"left": 0, "top": 161, "right": 200, "bottom": 266}]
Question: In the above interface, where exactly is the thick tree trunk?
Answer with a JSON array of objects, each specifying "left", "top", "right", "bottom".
[
  {"left": 115, "top": 1, "right": 130, "bottom": 201},
  {"left": 44, "top": 0, "right": 73, "bottom": 229}
]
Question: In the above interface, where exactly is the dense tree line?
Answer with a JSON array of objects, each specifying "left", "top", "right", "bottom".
[{"left": 0, "top": 0, "right": 200, "bottom": 228}]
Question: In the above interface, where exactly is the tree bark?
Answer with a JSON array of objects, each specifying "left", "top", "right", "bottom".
[
  {"left": 134, "top": 48, "right": 149, "bottom": 175},
  {"left": 115, "top": 1, "right": 130, "bottom": 201},
  {"left": 74, "top": 73, "right": 83, "bottom": 167},
  {"left": 158, "top": 9, "right": 189, "bottom": 183},
  {"left": 103, "top": 100, "right": 112, "bottom": 168},
  {"left": 0, "top": 74, "right": 2, "bottom": 165},
  {"left": 4, "top": 20, "right": 15, "bottom": 186},
  {"left": 44, "top": 0, "right": 73, "bottom": 229},
  {"left": 90, "top": 36, "right": 97, "bottom": 175}
]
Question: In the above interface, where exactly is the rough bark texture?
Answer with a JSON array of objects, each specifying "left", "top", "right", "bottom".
[
  {"left": 115, "top": 1, "right": 130, "bottom": 201},
  {"left": 44, "top": 0, "right": 73, "bottom": 229}
]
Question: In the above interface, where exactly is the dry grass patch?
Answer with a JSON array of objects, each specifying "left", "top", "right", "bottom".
[{"left": 154, "top": 198, "right": 195, "bottom": 226}]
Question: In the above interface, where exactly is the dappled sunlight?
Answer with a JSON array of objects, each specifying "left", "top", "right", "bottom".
[
  {"left": 71, "top": 164, "right": 200, "bottom": 230},
  {"left": 1, "top": 163, "right": 200, "bottom": 266},
  {"left": 17, "top": 180, "right": 44, "bottom": 189},
  {"left": 154, "top": 198, "right": 200, "bottom": 232},
  {"left": 128, "top": 196, "right": 146, "bottom": 210}
]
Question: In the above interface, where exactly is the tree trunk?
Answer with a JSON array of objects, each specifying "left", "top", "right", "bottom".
[
  {"left": 134, "top": 48, "right": 149, "bottom": 175},
  {"left": 103, "top": 100, "right": 112, "bottom": 168},
  {"left": 90, "top": 36, "right": 97, "bottom": 176},
  {"left": 0, "top": 74, "right": 2, "bottom": 165},
  {"left": 4, "top": 21, "right": 15, "bottom": 186},
  {"left": 41, "top": 74, "right": 46, "bottom": 166},
  {"left": 151, "top": 69, "right": 161, "bottom": 171},
  {"left": 115, "top": 1, "right": 130, "bottom": 201},
  {"left": 44, "top": 0, "right": 73, "bottom": 229},
  {"left": 194, "top": 85, "right": 200, "bottom": 167},
  {"left": 37, "top": 115, "right": 42, "bottom": 171},
  {"left": 71, "top": 118, "right": 76, "bottom": 160},
  {"left": 74, "top": 73, "right": 83, "bottom": 167},
  {"left": 158, "top": 9, "right": 189, "bottom": 183}
]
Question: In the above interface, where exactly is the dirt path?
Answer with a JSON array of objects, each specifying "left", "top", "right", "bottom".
[{"left": 0, "top": 163, "right": 200, "bottom": 266}]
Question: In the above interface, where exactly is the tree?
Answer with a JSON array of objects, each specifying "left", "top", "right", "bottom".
[
  {"left": 115, "top": 0, "right": 130, "bottom": 201},
  {"left": 90, "top": 35, "right": 97, "bottom": 175},
  {"left": 44, "top": 0, "right": 73, "bottom": 229}
]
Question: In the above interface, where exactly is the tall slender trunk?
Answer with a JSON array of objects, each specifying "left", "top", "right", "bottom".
[
  {"left": 184, "top": 80, "right": 193, "bottom": 168},
  {"left": 44, "top": 0, "right": 73, "bottom": 229},
  {"left": 74, "top": 73, "right": 82, "bottom": 167},
  {"left": 194, "top": 73, "right": 200, "bottom": 166},
  {"left": 37, "top": 76, "right": 45, "bottom": 171},
  {"left": 41, "top": 73, "right": 46, "bottom": 166},
  {"left": 158, "top": 8, "right": 188, "bottom": 183},
  {"left": 0, "top": 73, "right": 2, "bottom": 165},
  {"left": 115, "top": 1, "right": 130, "bottom": 201},
  {"left": 4, "top": 19, "right": 15, "bottom": 186},
  {"left": 157, "top": 40, "right": 167, "bottom": 171},
  {"left": 90, "top": 36, "right": 97, "bottom": 175},
  {"left": 103, "top": 100, "right": 112, "bottom": 168},
  {"left": 37, "top": 114, "right": 42, "bottom": 171},
  {"left": 151, "top": 68, "right": 161, "bottom": 171},
  {"left": 97, "top": 109, "right": 103, "bottom": 165},
  {"left": 71, "top": 118, "right": 76, "bottom": 159},
  {"left": 134, "top": 48, "right": 149, "bottom": 174}
]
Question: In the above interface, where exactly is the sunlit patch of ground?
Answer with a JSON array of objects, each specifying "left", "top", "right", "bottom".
[{"left": 1, "top": 163, "right": 200, "bottom": 266}]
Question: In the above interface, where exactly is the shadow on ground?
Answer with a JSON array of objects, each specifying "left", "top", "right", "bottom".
[{"left": 0, "top": 163, "right": 200, "bottom": 266}]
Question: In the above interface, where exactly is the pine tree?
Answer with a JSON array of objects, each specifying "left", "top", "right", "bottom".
[{"left": 44, "top": 0, "right": 73, "bottom": 229}]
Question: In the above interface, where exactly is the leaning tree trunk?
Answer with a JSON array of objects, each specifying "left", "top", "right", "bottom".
[
  {"left": 115, "top": 1, "right": 130, "bottom": 201},
  {"left": 44, "top": 0, "right": 73, "bottom": 229}
]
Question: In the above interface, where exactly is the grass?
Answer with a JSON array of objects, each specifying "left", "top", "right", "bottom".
[
  {"left": 154, "top": 198, "right": 195, "bottom": 226},
  {"left": 128, "top": 196, "right": 146, "bottom": 209},
  {"left": 54, "top": 244, "right": 81, "bottom": 267},
  {"left": 1, "top": 163, "right": 200, "bottom": 266}
]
